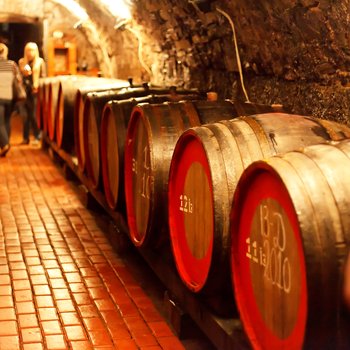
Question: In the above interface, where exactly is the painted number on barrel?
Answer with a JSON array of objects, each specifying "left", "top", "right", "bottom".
[
  {"left": 179, "top": 194, "right": 193, "bottom": 214},
  {"left": 132, "top": 146, "right": 153, "bottom": 200},
  {"left": 246, "top": 204, "right": 291, "bottom": 294}
]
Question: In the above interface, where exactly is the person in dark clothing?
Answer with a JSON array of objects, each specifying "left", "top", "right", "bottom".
[
  {"left": 18, "top": 42, "right": 46, "bottom": 145},
  {"left": 0, "top": 43, "right": 24, "bottom": 157}
]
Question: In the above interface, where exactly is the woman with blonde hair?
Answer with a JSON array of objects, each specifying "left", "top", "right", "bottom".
[{"left": 18, "top": 42, "right": 46, "bottom": 144}]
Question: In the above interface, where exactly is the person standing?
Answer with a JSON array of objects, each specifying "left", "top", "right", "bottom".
[
  {"left": 0, "top": 43, "right": 24, "bottom": 157},
  {"left": 18, "top": 42, "right": 46, "bottom": 145}
]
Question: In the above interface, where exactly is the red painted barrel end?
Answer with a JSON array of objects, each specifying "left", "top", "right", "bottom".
[
  {"left": 168, "top": 130, "right": 214, "bottom": 293},
  {"left": 55, "top": 83, "right": 64, "bottom": 148},
  {"left": 230, "top": 162, "right": 307, "bottom": 349},
  {"left": 83, "top": 99, "right": 98, "bottom": 189},
  {"left": 36, "top": 86, "right": 43, "bottom": 130},
  {"left": 74, "top": 90, "right": 84, "bottom": 167},
  {"left": 101, "top": 104, "right": 117, "bottom": 210},
  {"left": 47, "top": 83, "right": 55, "bottom": 141},
  {"left": 124, "top": 106, "right": 153, "bottom": 247}
]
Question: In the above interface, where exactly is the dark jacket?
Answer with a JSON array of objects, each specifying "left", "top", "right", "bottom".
[{"left": 0, "top": 58, "right": 23, "bottom": 104}]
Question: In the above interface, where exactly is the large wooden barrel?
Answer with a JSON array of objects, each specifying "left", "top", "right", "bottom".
[
  {"left": 100, "top": 94, "right": 202, "bottom": 211},
  {"left": 84, "top": 87, "right": 201, "bottom": 189},
  {"left": 124, "top": 100, "right": 240, "bottom": 248},
  {"left": 36, "top": 79, "right": 45, "bottom": 130},
  {"left": 76, "top": 82, "right": 142, "bottom": 172},
  {"left": 38, "top": 77, "right": 57, "bottom": 134},
  {"left": 54, "top": 76, "right": 91, "bottom": 152},
  {"left": 168, "top": 114, "right": 350, "bottom": 294},
  {"left": 231, "top": 140, "right": 350, "bottom": 349},
  {"left": 74, "top": 78, "right": 130, "bottom": 171},
  {"left": 55, "top": 76, "right": 124, "bottom": 152},
  {"left": 47, "top": 77, "right": 61, "bottom": 141}
]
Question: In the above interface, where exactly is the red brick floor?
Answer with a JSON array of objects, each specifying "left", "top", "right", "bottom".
[{"left": 0, "top": 142, "right": 185, "bottom": 350}]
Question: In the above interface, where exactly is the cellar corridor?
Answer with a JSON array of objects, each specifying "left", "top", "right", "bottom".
[{"left": 0, "top": 117, "right": 187, "bottom": 350}]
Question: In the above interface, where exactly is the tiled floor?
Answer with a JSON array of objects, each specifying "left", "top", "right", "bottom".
[{"left": 0, "top": 139, "right": 185, "bottom": 350}]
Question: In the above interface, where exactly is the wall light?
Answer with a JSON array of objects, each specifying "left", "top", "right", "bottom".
[{"left": 52, "top": 30, "right": 64, "bottom": 39}]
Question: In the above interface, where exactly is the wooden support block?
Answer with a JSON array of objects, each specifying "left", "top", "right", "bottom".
[
  {"left": 163, "top": 291, "right": 202, "bottom": 340},
  {"left": 78, "top": 185, "right": 103, "bottom": 213},
  {"left": 62, "top": 163, "right": 78, "bottom": 182},
  {"left": 48, "top": 147, "right": 63, "bottom": 165},
  {"left": 107, "top": 220, "right": 132, "bottom": 255},
  {"left": 202, "top": 291, "right": 237, "bottom": 318},
  {"left": 41, "top": 137, "right": 49, "bottom": 150}
]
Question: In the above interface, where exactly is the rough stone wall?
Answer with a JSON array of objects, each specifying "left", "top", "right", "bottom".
[
  {"left": 0, "top": 0, "right": 44, "bottom": 20},
  {"left": 0, "top": 0, "right": 144, "bottom": 81},
  {"left": 3, "top": 0, "right": 350, "bottom": 123},
  {"left": 131, "top": 0, "right": 350, "bottom": 124},
  {"left": 45, "top": 0, "right": 143, "bottom": 81},
  {"left": 43, "top": 0, "right": 143, "bottom": 80}
]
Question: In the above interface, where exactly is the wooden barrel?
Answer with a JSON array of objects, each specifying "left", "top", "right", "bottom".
[
  {"left": 84, "top": 87, "right": 201, "bottom": 189},
  {"left": 344, "top": 250, "right": 350, "bottom": 313},
  {"left": 100, "top": 94, "right": 202, "bottom": 211},
  {"left": 73, "top": 78, "right": 130, "bottom": 171},
  {"left": 54, "top": 75, "right": 92, "bottom": 152},
  {"left": 168, "top": 113, "right": 350, "bottom": 293},
  {"left": 47, "top": 77, "right": 61, "bottom": 141},
  {"left": 231, "top": 139, "right": 350, "bottom": 349},
  {"left": 124, "top": 100, "right": 240, "bottom": 248},
  {"left": 39, "top": 77, "right": 57, "bottom": 134},
  {"left": 36, "top": 79, "right": 45, "bottom": 130}
]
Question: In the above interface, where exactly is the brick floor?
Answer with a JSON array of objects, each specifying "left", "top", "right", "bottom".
[{"left": 0, "top": 145, "right": 184, "bottom": 350}]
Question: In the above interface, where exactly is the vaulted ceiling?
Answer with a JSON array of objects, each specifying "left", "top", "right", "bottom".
[{"left": 2, "top": 0, "right": 350, "bottom": 123}]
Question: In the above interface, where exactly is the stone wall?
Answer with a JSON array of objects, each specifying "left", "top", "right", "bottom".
[
  {"left": 130, "top": 0, "right": 350, "bottom": 124},
  {"left": 43, "top": 0, "right": 144, "bottom": 80},
  {"left": 2, "top": 0, "right": 350, "bottom": 123},
  {"left": 0, "top": 0, "right": 44, "bottom": 21}
]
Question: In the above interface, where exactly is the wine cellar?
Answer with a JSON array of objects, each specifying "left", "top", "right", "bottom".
[{"left": 0, "top": 1, "right": 350, "bottom": 349}]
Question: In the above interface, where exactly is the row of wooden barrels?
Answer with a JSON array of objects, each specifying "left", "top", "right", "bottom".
[{"left": 37, "top": 75, "right": 350, "bottom": 349}]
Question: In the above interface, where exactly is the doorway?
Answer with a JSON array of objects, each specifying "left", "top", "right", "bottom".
[{"left": 0, "top": 22, "right": 44, "bottom": 63}]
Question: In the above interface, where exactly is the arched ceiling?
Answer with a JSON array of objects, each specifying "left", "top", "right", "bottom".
[
  {"left": 50, "top": 0, "right": 131, "bottom": 24},
  {"left": 46, "top": 0, "right": 136, "bottom": 78},
  {"left": 3, "top": 0, "right": 350, "bottom": 124}
]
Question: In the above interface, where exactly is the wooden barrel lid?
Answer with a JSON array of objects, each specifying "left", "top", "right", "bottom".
[
  {"left": 85, "top": 101, "right": 100, "bottom": 188},
  {"left": 36, "top": 84, "right": 43, "bottom": 130},
  {"left": 344, "top": 252, "right": 350, "bottom": 312},
  {"left": 231, "top": 140, "right": 350, "bottom": 348},
  {"left": 74, "top": 79, "right": 130, "bottom": 171},
  {"left": 76, "top": 93, "right": 86, "bottom": 170},
  {"left": 169, "top": 131, "right": 214, "bottom": 292},
  {"left": 101, "top": 105, "right": 120, "bottom": 209},
  {"left": 45, "top": 81, "right": 52, "bottom": 134},
  {"left": 56, "top": 82, "right": 65, "bottom": 147},
  {"left": 231, "top": 163, "right": 307, "bottom": 349},
  {"left": 124, "top": 107, "right": 153, "bottom": 246},
  {"left": 48, "top": 83, "right": 55, "bottom": 140}
]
